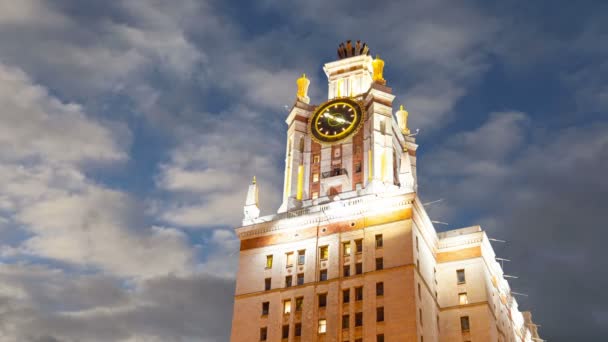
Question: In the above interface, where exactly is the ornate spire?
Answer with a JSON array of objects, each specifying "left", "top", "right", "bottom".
[
  {"left": 396, "top": 104, "right": 410, "bottom": 135},
  {"left": 296, "top": 73, "right": 310, "bottom": 104},
  {"left": 372, "top": 55, "right": 386, "bottom": 85},
  {"left": 243, "top": 175, "right": 260, "bottom": 222}
]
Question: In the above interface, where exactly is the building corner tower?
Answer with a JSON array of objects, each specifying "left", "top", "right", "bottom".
[{"left": 230, "top": 41, "right": 542, "bottom": 342}]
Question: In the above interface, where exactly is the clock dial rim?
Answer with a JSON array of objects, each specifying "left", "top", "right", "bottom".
[{"left": 309, "top": 97, "right": 365, "bottom": 144}]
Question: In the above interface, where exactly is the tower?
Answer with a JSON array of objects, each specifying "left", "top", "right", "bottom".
[{"left": 230, "top": 41, "right": 542, "bottom": 342}]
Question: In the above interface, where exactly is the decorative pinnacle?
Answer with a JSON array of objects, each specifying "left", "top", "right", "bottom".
[{"left": 252, "top": 176, "right": 256, "bottom": 184}]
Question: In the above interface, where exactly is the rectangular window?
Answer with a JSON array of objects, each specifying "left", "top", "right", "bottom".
[
  {"left": 295, "top": 297, "right": 303, "bottom": 312},
  {"left": 319, "top": 246, "right": 329, "bottom": 260},
  {"left": 416, "top": 235, "right": 419, "bottom": 251},
  {"left": 375, "top": 234, "right": 383, "bottom": 248},
  {"left": 319, "top": 293, "right": 327, "bottom": 308},
  {"left": 286, "top": 252, "right": 294, "bottom": 267},
  {"left": 459, "top": 292, "right": 469, "bottom": 305},
  {"left": 342, "top": 314, "right": 349, "bottom": 329},
  {"left": 260, "top": 327, "right": 267, "bottom": 341},
  {"left": 285, "top": 275, "right": 292, "bottom": 288},
  {"left": 282, "top": 325, "right": 289, "bottom": 339},
  {"left": 355, "top": 287, "right": 363, "bottom": 301},
  {"left": 377, "top": 334, "right": 384, "bottom": 342},
  {"left": 375, "top": 257, "right": 383, "bottom": 270},
  {"left": 355, "top": 239, "right": 363, "bottom": 253},
  {"left": 312, "top": 191, "right": 319, "bottom": 199},
  {"left": 355, "top": 162, "right": 362, "bottom": 173},
  {"left": 355, "top": 262, "right": 362, "bottom": 275},
  {"left": 376, "top": 282, "right": 384, "bottom": 296},
  {"left": 376, "top": 307, "right": 384, "bottom": 322},
  {"left": 297, "top": 273, "right": 304, "bottom": 285},
  {"left": 295, "top": 323, "right": 302, "bottom": 337},
  {"left": 313, "top": 155, "right": 320, "bottom": 163},
  {"left": 262, "top": 301, "right": 269, "bottom": 316},
  {"left": 343, "top": 265, "right": 350, "bottom": 277},
  {"left": 313, "top": 172, "right": 319, "bottom": 183},
  {"left": 355, "top": 312, "right": 363, "bottom": 326},
  {"left": 418, "top": 283, "right": 421, "bottom": 300},
  {"left": 283, "top": 300, "right": 292, "bottom": 314},
  {"left": 460, "top": 316, "right": 470, "bottom": 332},
  {"left": 318, "top": 319, "right": 327, "bottom": 334},
  {"left": 343, "top": 242, "right": 351, "bottom": 256},
  {"left": 343, "top": 289, "right": 350, "bottom": 303},
  {"left": 419, "top": 309, "right": 423, "bottom": 326},
  {"left": 356, "top": 339, "right": 363, "bottom": 342},
  {"left": 457, "top": 269, "right": 466, "bottom": 284},
  {"left": 264, "top": 278, "right": 271, "bottom": 291},
  {"left": 266, "top": 255, "right": 273, "bottom": 269},
  {"left": 298, "top": 250, "right": 305, "bottom": 265},
  {"left": 319, "top": 269, "right": 328, "bottom": 281}
]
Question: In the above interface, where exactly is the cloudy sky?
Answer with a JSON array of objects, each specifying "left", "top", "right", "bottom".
[{"left": 0, "top": 0, "right": 606, "bottom": 341}]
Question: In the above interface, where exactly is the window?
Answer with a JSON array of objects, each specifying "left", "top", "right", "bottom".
[
  {"left": 356, "top": 339, "right": 362, "bottom": 342},
  {"left": 343, "top": 265, "right": 350, "bottom": 277},
  {"left": 318, "top": 293, "right": 327, "bottom": 307},
  {"left": 355, "top": 239, "right": 363, "bottom": 253},
  {"left": 419, "top": 308, "right": 423, "bottom": 326},
  {"left": 318, "top": 319, "right": 327, "bottom": 334},
  {"left": 460, "top": 316, "right": 470, "bottom": 332},
  {"left": 334, "top": 148, "right": 341, "bottom": 158},
  {"left": 285, "top": 275, "right": 292, "bottom": 288},
  {"left": 319, "top": 246, "right": 329, "bottom": 260},
  {"left": 376, "top": 307, "right": 384, "bottom": 322},
  {"left": 355, "top": 287, "right": 363, "bottom": 301},
  {"left": 286, "top": 252, "right": 294, "bottom": 267},
  {"left": 355, "top": 162, "right": 362, "bottom": 173},
  {"left": 283, "top": 300, "right": 292, "bottom": 314},
  {"left": 262, "top": 301, "right": 269, "bottom": 316},
  {"left": 319, "top": 269, "right": 328, "bottom": 281},
  {"left": 355, "top": 312, "right": 363, "bottom": 326},
  {"left": 376, "top": 282, "right": 384, "bottom": 296},
  {"left": 343, "top": 289, "right": 350, "bottom": 303},
  {"left": 459, "top": 292, "right": 468, "bottom": 305},
  {"left": 260, "top": 327, "right": 267, "bottom": 341},
  {"left": 312, "top": 191, "right": 319, "bottom": 199},
  {"left": 375, "top": 234, "right": 383, "bottom": 248},
  {"left": 437, "top": 315, "right": 440, "bottom": 332},
  {"left": 417, "top": 259, "right": 420, "bottom": 270},
  {"left": 416, "top": 236, "right": 419, "bottom": 251},
  {"left": 418, "top": 283, "right": 421, "bottom": 300},
  {"left": 457, "top": 269, "right": 466, "bottom": 284},
  {"left": 342, "top": 314, "right": 350, "bottom": 329},
  {"left": 282, "top": 325, "right": 290, "bottom": 339},
  {"left": 266, "top": 255, "right": 273, "bottom": 269},
  {"left": 297, "top": 273, "right": 304, "bottom": 285},
  {"left": 295, "top": 323, "right": 302, "bottom": 337},
  {"left": 313, "top": 172, "right": 319, "bottom": 183},
  {"left": 295, "top": 297, "right": 303, "bottom": 312},
  {"left": 264, "top": 278, "right": 271, "bottom": 291},
  {"left": 343, "top": 242, "right": 351, "bottom": 256},
  {"left": 313, "top": 155, "right": 320, "bottom": 163},
  {"left": 298, "top": 250, "right": 305, "bottom": 265},
  {"left": 377, "top": 334, "right": 384, "bottom": 342},
  {"left": 376, "top": 257, "right": 383, "bottom": 270},
  {"left": 355, "top": 262, "right": 362, "bottom": 275}
]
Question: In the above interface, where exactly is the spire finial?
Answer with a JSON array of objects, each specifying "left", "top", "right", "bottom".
[
  {"left": 252, "top": 176, "right": 256, "bottom": 184},
  {"left": 296, "top": 73, "right": 310, "bottom": 104},
  {"left": 372, "top": 54, "right": 386, "bottom": 85},
  {"left": 397, "top": 104, "right": 410, "bottom": 135}
]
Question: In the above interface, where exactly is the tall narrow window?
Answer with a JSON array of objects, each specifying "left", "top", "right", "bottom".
[
  {"left": 312, "top": 191, "right": 319, "bottom": 199},
  {"left": 266, "top": 255, "right": 273, "bottom": 269},
  {"left": 376, "top": 282, "right": 384, "bottom": 296},
  {"left": 419, "top": 308, "right": 423, "bottom": 326},
  {"left": 355, "top": 287, "right": 363, "bottom": 301},
  {"left": 375, "top": 257, "right": 383, "bottom": 270},
  {"left": 313, "top": 172, "right": 319, "bottom": 182},
  {"left": 416, "top": 236, "right": 419, "bottom": 251},
  {"left": 295, "top": 297, "right": 303, "bottom": 312},
  {"left": 313, "top": 154, "right": 320, "bottom": 163},
  {"left": 319, "top": 246, "right": 329, "bottom": 260},
  {"left": 283, "top": 300, "right": 292, "bottom": 314},
  {"left": 375, "top": 234, "right": 383, "bottom": 248},
  {"left": 318, "top": 319, "right": 327, "bottom": 334},
  {"left": 285, "top": 275, "right": 292, "bottom": 288},
  {"left": 286, "top": 252, "right": 294, "bottom": 267},
  {"left": 295, "top": 323, "right": 302, "bottom": 337},
  {"left": 343, "top": 242, "right": 351, "bottom": 256},
  {"left": 298, "top": 250, "right": 306, "bottom": 265},
  {"left": 260, "top": 327, "right": 267, "bottom": 341},
  {"left": 356, "top": 262, "right": 363, "bottom": 275},
  {"left": 264, "top": 278, "right": 271, "bottom": 291},
  {"left": 343, "top": 289, "right": 350, "bottom": 303},
  {"left": 457, "top": 269, "right": 466, "bottom": 284},
  {"left": 459, "top": 292, "right": 469, "bottom": 305},
  {"left": 418, "top": 283, "right": 421, "bottom": 300},
  {"left": 342, "top": 314, "right": 350, "bottom": 329},
  {"left": 376, "top": 307, "right": 384, "bottom": 322},
  {"left": 355, "top": 312, "right": 363, "bottom": 326},
  {"left": 355, "top": 162, "right": 362, "bottom": 173},
  {"left": 262, "top": 301, "right": 269, "bottom": 315},
  {"left": 318, "top": 293, "right": 327, "bottom": 308},
  {"left": 355, "top": 239, "right": 363, "bottom": 253},
  {"left": 282, "top": 325, "right": 289, "bottom": 339},
  {"left": 297, "top": 273, "right": 304, "bottom": 285},
  {"left": 319, "top": 269, "right": 328, "bottom": 281},
  {"left": 377, "top": 334, "right": 384, "bottom": 342},
  {"left": 343, "top": 265, "right": 350, "bottom": 277},
  {"left": 460, "top": 316, "right": 470, "bottom": 332}
]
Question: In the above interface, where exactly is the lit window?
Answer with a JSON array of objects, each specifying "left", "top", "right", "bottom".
[
  {"left": 319, "top": 246, "right": 329, "bottom": 260},
  {"left": 343, "top": 289, "right": 350, "bottom": 303},
  {"left": 297, "top": 273, "right": 304, "bottom": 285},
  {"left": 260, "top": 327, "right": 267, "bottom": 341},
  {"left": 457, "top": 269, "right": 466, "bottom": 284},
  {"left": 266, "top": 255, "right": 273, "bottom": 269},
  {"left": 286, "top": 252, "right": 294, "bottom": 267},
  {"left": 355, "top": 239, "right": 363, "bottom": 253},
  {"left": 355, "top": 287, "right": 363, "bottom": 301},
  {"left": 375, "top": 257, "right": 383, "bottom": 270},
  {"left": 376, "top": 282, "right": 384, "bottom": 296},
  {"left": 459, "top": 292, "right": 468, "bottom": 305},
  {"left": 375, "top": 234, "right": 383, "bottom": 248},
  {"left": 282, "top": 325, "right": 289, "bottom": 339},
  {"left": 262, "top": 301, "right": 269, "bottom": 315},
  {"left": 298, "top": 250, "right": 305, "bottom": 265},
  {"left": 343, "top": 242, "right": 351, "bottom": 256},
  {"left": 460, "top": 316, "right": 470, "bottom": 332},
  {"left": 312, "top": 191, "right": 319, "bottom": 199},
  {"left": 319, "top": 269, "right": 328, "bottom": 281},
  {"left": 264, "top": 278, "right": 271, "bottom": 291},
  {"left": 319, "top": 293, "right": 327, "bottom": 307},
  {"left": 295, "top": 297, "right": 303, "bottom": 311},
  {"left": 313, "top": 155, "right": 320, "bottom": 163},
  {"left": 342, "top": 314, "right": 349, "bottom": 329},
  {"left": 318, "top": 319, "right": 327, "bottom": 333},
  {"left": 355, "top": 262, "right": 362, "bottom": 275},
  {"left": 295, "top": 323, "right": 302, "bottom": 337},
  {"left": 313, "top": 172, "right": 319, "bottom": 182},
  {"left": 283, "top": 300, "right": 292, "bottom": 314},
  {"left": 355, "top": 312, "right": 363, "bottom": 326},
  {"left": 376, "top": 307, "right": 384, "bottom": 322}
]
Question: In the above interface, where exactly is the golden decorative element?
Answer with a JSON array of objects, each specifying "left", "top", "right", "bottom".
[
  {"left": 372, "top": 55, "right": 386, "bottom": 84},
  {"left": 296, "top": 73, "right": 310, "bottom": 104},
  {"left": 397, "top": 104, "right": 410, "bottom": 134},
  {"left": 252, "top": 176, "right": 256, "bottom": 184},
  {"left": 307, "top": 97, "right": 366, "bottom": 145},
  {"left": 296, "top": 165, "right": 304, "bottom": 200}
]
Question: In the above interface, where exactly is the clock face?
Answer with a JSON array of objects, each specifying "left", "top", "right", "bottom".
[{"left": 309, "top": 98, "right": 364, "bottom": 143}]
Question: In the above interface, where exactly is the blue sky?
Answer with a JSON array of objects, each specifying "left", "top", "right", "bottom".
[{"left": 0, "top": 0, "right": 606, "bottom": 340}]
